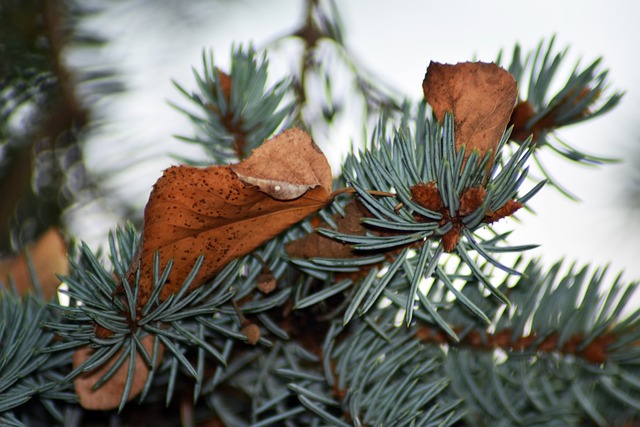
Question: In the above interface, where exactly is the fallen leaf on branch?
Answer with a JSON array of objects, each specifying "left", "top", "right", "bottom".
[
  {"left": 0, "top": 227, "right": 68, "bottom": 300},
  {"left": 422, "top": 61, "right": 518, "bottom": 170},
  {"left": 131, "top": 128, "right": 332, "bottom": 306},
  {"left": 286, "top": 200, "right": 397, "bottom": 281},
  {"left": 231, "top": 128, "right": 332, "bottom": 200},
  {"left": 286, "top": 200, "right": 368, "bottom": 259},
  {"left": 73, "top": 335, "right": 164, "bottom": 410}
]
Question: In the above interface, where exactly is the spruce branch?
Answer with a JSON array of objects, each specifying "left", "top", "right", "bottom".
[
  {"left": 411, "top": 258, "right": 640, "bottom": 426},
  {"left": 2, "top": 1, "right": 636, "bottom": 424},
  {"left": 171, "top": 45, "right": 295, "bottom": 165},
  {"left": 288, "top": 100, "right": 543, "bottom": 333},
  {"left": 49, "top": 225, "right": 256, "bottom": 410},
  {"left": 327, "top": 314, "right": 464, "bottom": 426},
  {"left": 499, "top": 36, "right": 624, "bottom": 199},
  {"left": 48, "top": 221, "right": 313, "bottom": 413},
  {"left": 266, "top": 0, "right": 402, "bottom": 132},
  {"left": 0, "top": 289, "right": 75, "bottom": 426},
  {"left": 193, "top": 311, "right": 461, "bottom": 426}
]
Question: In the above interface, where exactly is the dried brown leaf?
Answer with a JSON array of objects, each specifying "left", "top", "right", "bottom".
[
  {"left": 131, "top": 128, "right": 332, "bottom": 306},
  {"left": 285, "top": 199, "right": 368, "bottom": 259},
  {"left": 509, "top": 88, "right": 596, "bottom": 144},
  {"left": 422, "top": 61, "right": 518, "bottom": 169},
  {"left": 231, "top": 128, "right": 332, "bottom": 200},
  {"left": 0, "top": 227, "right": 68, "bottom": 299},
  {"left": 509, "top": 100, "right": 537, "bottom": 142},
  {"left": 73, "top": 335, "right": 164, "bottom": 410}
]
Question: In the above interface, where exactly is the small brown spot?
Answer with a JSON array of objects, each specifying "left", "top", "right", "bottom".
[
  {"left": 442, "top": 225, "right": 461, "bottom": 252},
  {"left": 241, "top": 322, "right": 261, "bottom": 345},
  {"left": 484, "top": 200, "right": 522, "bottom": 224},
  {"left": 459, "top": 187, "right": 486, "bottom": 216},
  {"left": 257, "top": 268, "right": 277, "bottom": 294}
]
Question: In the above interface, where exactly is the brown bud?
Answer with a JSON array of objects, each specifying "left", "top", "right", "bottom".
[
  {"left": 241, "top": 321, "right": 261, "bottom": 345},
  {"left": 257, "top": 268, "right": 277, "bottom": 294},
  {"left": 410, "top": 182, "right": 443, "bottom": 212}
]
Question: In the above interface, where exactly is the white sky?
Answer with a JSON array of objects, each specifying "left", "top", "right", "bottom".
[{"left": 77, "top": 0, "right": 640, "bottom": 284}]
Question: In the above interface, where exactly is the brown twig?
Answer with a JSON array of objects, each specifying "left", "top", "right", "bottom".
[
  {"left": 331, "top": 187, "right": 396, "bottom": 199},
  {"left": 416, "top": 325, "right": 617, "bottom": 365}
]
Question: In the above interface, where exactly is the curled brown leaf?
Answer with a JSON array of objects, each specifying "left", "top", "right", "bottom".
[
  {"left": 130, "top": 128, "right": 332, "bottom": 306},
  {"left": 231, "top": 128, "right": 332, "bottom": 200},
  {"left": 73, "top": 335, "right": 164, "bottom": 410},
  {"left": 0, "top": 227, "right": 68, "bottom": 300},
  {"left": 285, "top": 199, "right": 368, "bottom": 260}
]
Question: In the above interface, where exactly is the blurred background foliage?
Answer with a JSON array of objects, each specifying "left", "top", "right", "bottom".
[
  {"left": 0, "top": 0, "right": 120, "bottom": 256},
  {"left": 0, "top": 0, "right": 403, "bottom": 261}
]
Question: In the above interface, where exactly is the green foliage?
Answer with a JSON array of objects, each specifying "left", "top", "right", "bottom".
[
  {"left": 294, "top": 103, "right": 543, "bottom": 334},
  {"left": 172, "top": 46, "right": 295, "bottom": 164},
  {"left": 50, "top": 225, "right": 246, "bottom": 409},
  {"left": 0, "top": 290, "right": 76, "bottom": 426},
  {"left": 438, "top": 259, "right": 640, "bottom": 426},
  {"left": 328, "top": 315, "right": 463, "bottom": 426}
]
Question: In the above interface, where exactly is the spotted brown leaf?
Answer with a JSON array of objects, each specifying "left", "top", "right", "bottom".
[{"left": 131, "top": 128, "right": 332, "bottom": 305}]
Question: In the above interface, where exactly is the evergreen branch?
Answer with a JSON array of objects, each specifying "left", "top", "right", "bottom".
[
  {"left": 500, "top": 36, "right": 624, "bottom": 188},
  {"left": 200, "top": 341, "right": 326, "bottom": 426},
  {"left": 294, "top": 279, "right": 353, "bottom": 309},
  {"left": 269, "top": 0, "right": 402, "bottom": 128},
  {"left": 2, "top": 3, "right": 634, "bottom": 424},
  {"left": 288, "top": 103, "right": 539, "bottom": 331},
  {"left": 171, "top": 45, "right": 295, "bottom": 165},
  {"left": 193, "top": 313, "right": 461, "bottom": 426},
  {"left": 0, "top": 413, "right": 23, "bottom": 427},
  {"left": 0, "top": 289, "right": 75, "bottom": 425},
  {"left": 408, "top": 258, "right": 640, "bottom": 425},
  {"left": 49, "top": 224, "right": 280, "bottom": 408},
  {"left": 269, "top": 253, "right": 640, "bottom": 425},
  {"left": 326, "top": 315, "right": 463, "bottom": 426}
]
